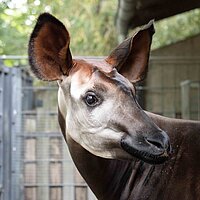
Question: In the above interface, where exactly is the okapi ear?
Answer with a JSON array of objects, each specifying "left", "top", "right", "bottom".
[
  {"left": 106, "top": 20, "right": 155, "bottom": 83},
  {"left": 28, "top": 13, "right": 72, "bottom": 81}
]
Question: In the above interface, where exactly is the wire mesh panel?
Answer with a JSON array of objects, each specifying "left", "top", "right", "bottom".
[
  {"left": 0, "top": 66, "right": 25, "bottom": 200},
  {"left": 144, "top": 57, "right": 200, "bottom": 118},
  {"left": 19, "top": 84, "right": 96, "bottom": 200},
  {"left": 181, "top": 80, "right": 200, "bottom": 120},
  {"left": 0, "top": 65, "right": 96, "bottom": 200}
]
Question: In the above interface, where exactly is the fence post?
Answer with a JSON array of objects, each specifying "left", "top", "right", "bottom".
[
  {"left": 10, "top": 67, "right": 23, "bottom": 200},
  {"left": 2, "top": 67, "right": 12, "bottom": 200},
  {"left": 0, "top": 66, "right": 4, "bottom": 200},
  {"left": 181, "top": 80, "right": 191, "bottom": 119}
]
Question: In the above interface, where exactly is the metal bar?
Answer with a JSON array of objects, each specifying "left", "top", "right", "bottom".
[
  {"left": 22, "top": 86, "right": 58, "bottom": 90},
  {"left": 1, "top": 55, "right": 200, "bottom": 61},
  {"left": 0, "top": 71, "right": 3, "bottom": 200},
  {"left": 136, "top": 86, "right": 180, "bottom": 90},
  {"left": 22, "top": 111, "right": 57, "bottom": 115},
  {"left": 23, "top": 159, "right": 72, "bottom": 163},
  {"left": 10, "top": 68, "right": 23, "bottom": 200},
  {"left": 18, "top": 132, "right": 61, "bottom": 137},
  {"left": 150, "top": 56, "right": 200, "bottom": 61},
  {"left": 0, "top": 55, "right": 27, "bottom": 60},
  {"left": 0, "top": 55, "right": 106, "bottom": 61},
  {"left": 24, "top": 183, "right": 88, "bottom": 187},
  {"left": 2, "top": 67, "right": 12, "bottom": 200}
]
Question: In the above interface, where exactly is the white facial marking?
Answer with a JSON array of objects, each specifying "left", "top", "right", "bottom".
[{"left": 70, "top": 71, "right": 92, "bottom": 100}]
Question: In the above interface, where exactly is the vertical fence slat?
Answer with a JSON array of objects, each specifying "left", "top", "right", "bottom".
[
  {"left": 11, "top": 68, "right": 23, "bottom": 200},
  {"left": 0, "top": 68, "right": 4, "bottom": 200},
  {"left": 2, "top": 67, "right": 12, "bottom": 200}
]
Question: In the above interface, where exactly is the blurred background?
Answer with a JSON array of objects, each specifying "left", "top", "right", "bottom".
[
  {"left": 0, "top": 0, "right": 200, "bottom": 200},
  {"left": 1, "top": 0, "right": 200, "bottom": 60}
]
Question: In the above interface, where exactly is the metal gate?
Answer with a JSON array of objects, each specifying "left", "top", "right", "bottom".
[
  {"left": 181, "top": 80, "right": 200, "bottom": 120},
  {"left": 20, "top": 84, "right": 95, "bottom": 200},
  {"left": 0, "top": 65, "right": 96, "bottom": 200},
  {"left": 0, "top": 66, "right": 25, "bottom": 200}
]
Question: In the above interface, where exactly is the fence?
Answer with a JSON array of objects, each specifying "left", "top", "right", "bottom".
[
  {"left": 21, "top": 85, "right": 96, "bottom": 200},
  {"left": 0, "top": 62, "right": 96, "bottom": 200},
  {"left": 145, "top": 57, "right": 200, "bottom": 119},
  {"left": 0, "top": 66, "right": 29, "bottom": 200},
  {"left": 0, "top": 56, "right": 200, "bottom": 200},
  {"left": 181, "top": 80, "right": 200, "bottom": 120}
]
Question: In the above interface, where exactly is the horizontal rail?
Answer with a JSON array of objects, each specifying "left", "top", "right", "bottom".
[
  {"left": 1, "top": 55, "right": 200, "bottom": 61},
  {"left": 24, "top": 183, "right": 88, "bottom": 187},
  {"left": 0, "top": 55, "right": 27, "bottom": 60},
  {"left": 22, "top": 111, "right": 57, "bottom": 115},
  {"left": 22, "top": 86, "right": 58, "bottom": 90},
  {"left": 18, "top": 132, "right": 62, "bottom": 138},
  {"left": 23, "top": 159, "right": 72, "bottom": 163},
  {"left": 0, "top": 55, "right": 105, "bottom": 60},
  {"left": 136, "top": 86, "right": 180, "bottom": 90},
  {"left": 22, "top": 86, "right": 181, "bottom": 92},
  {"left": 181, "top": 80, "right": 200, "bottom": 87}
]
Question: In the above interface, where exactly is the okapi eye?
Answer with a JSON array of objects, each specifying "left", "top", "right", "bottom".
[{"left": 84, "top": 92, "right": 100, "bottom": 107}]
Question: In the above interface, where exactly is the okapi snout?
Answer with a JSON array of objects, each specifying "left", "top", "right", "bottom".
[
  {"left": 121, "top": 129, "right": 171, "bottom": 164},
  {"left": 145, "top": 130, "right": 171, "bottom": 154}
]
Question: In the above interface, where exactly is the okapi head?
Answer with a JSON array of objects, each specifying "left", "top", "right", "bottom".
[{"left": 28, "top": 13, "right": 171, "bottom": 164}]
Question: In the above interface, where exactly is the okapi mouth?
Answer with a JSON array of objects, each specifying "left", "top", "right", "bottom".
[{"left": 121, "top": 139, "right": 170, "bottom": 165}]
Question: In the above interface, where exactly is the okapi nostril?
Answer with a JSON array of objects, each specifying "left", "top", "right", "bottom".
[{"left": 146, "top": 138, "right": 164, "bottom": 149}]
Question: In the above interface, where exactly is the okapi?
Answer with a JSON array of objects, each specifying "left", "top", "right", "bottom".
[{"left": 28, "top": 13, "right": 200, "bottom": 200}]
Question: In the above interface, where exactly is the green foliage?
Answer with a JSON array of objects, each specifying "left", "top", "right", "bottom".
[
  {"left": 152, "top": 8, "right": 200, "bottom": 49},
  {"left": 0, "top": 0, "right": 200, "bottom": 59},
  {"left": 0, "top": 0, "right": 118, "bottom": 57}
]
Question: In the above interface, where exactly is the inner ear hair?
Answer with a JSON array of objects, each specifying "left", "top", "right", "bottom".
[
  {"left": 28, "top": 13, "right": 72, "bottom": 81},
  {"left": 106, "top": 20, "right": 155, "bottom": 83}
]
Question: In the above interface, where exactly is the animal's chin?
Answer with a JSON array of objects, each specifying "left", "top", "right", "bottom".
[{"left": 121, "top": 140, "right": 170, "bottom": 165}]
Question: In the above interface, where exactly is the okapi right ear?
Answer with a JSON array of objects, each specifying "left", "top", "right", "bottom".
[
  {"left": 28, "top": 13, "right": 72, "bottom": 81},
  {"left": 106, "top": 20, "right": 155, "bottom": 83}
]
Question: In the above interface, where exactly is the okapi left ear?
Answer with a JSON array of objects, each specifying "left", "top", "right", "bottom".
[
  {"left": 106, "top": 20, "right": 155, "bottom": 83},
  {"left": 28, "top": 13, "right": 72, "bottom": 81}
]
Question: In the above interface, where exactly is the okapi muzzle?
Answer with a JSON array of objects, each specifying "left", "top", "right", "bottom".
[{"left": 28, "top": 13, "right": 171, "bottom": 165}]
